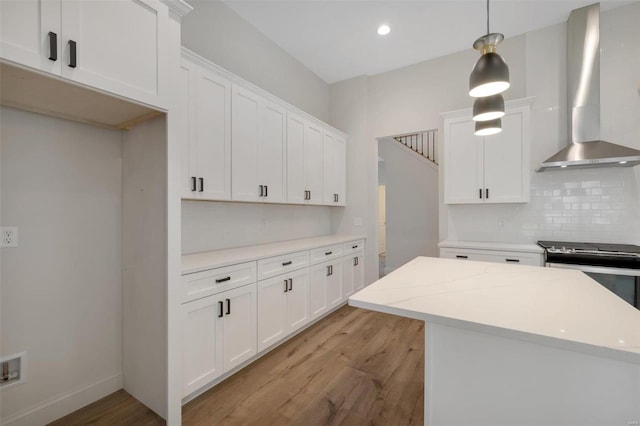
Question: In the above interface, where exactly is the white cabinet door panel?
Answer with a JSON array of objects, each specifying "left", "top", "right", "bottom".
[
  {"left": 222, "top": 284, "right": 257, "bottom": 371},
  {"left": 259, "top": 99, "right": 286, "bottom": 203},
  {"left": 342, "top": 256, "right": 354, "bottom": 299},
  {"left": 182, "top": 296, "right": 223, "bottom": 397},
  {"left": 308, "top": 262, "right": 328, "bottom": 320},
  {"left": 323, "top": 132, "right": 346, "bottom": 205},
  {"left": 60, "top": 0, "right": 167, "bottom": 108},
  {"left": 257, "top": 276, "right": 288, "bottom": 352},
  {"left": 178, "top": 61, "right": 195, "bottom": 198},
  {"left": 196, "top": 68, "right": 231, "bottom": 201},
  {"left": 353, "top": 253, "right": 364, "bottom": 291},
  {"left": 444, "top": 119, "right": 482, "bottom": 204},
  {"left": 286, "top": 113, "right": 306, "bottom": 203},
  {"left": 304, "top": 123, "right": 323, "bottom": 204},
  {"left": 0, "top": 0, "right": 61, "bottom": 75},
  {"left": 232, "top": 85, "right": 260, "bottom": 202},
  {"left": 287, "top": 269, "right": 309, "bottom": 332},
  {"left": 326, "top": 261, "right": 342, "bottom": 308}
]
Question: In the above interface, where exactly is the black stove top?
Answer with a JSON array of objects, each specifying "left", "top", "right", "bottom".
[{"left": 537, "top": 241, "right": 640, "bottom": 269}]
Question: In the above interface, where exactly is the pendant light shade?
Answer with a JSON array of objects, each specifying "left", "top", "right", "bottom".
[
  {"left": 475, "top": 118, "right": 502, "bottom": 136},
  {"left": 472, "top": 94, "right": 505, "bottom": 121},
  {"left": 469, "top": 51, "right": 510, "bottom": 97}
]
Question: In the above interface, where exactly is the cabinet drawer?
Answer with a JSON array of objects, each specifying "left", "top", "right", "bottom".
[
  {"left": 343, "top": 239, "right": 365, "bottom": 256},
  {"left": 257, "top": 251, "right": 309, "bottom": 281},
  {"left": 440, "top": 248, "right": 542, "bottom": 266},
  {"left": 182, "top": 262, "right": 257, "bottom": 303},
  {"left": 310, "top": 244, "right": 343, "bottom": 265}
]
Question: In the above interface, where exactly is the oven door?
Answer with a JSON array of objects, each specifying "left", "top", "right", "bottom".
[
  {"left": 546, "top": 263, "right": 640, "bottom": 309},
  {"left": 545, "top": 262, "right": 640, "bottom": 309}
]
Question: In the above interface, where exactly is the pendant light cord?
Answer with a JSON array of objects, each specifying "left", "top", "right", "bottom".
[{"left": 486, "top": 0, "right": 490, "bottom": 35}]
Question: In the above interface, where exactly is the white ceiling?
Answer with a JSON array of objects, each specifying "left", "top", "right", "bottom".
[{"left": 223, "top": 0, "right": 633, "bottom": 83}]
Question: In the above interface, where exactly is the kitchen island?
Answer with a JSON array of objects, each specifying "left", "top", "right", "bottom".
[{"left": 349, "top": 256, "right": 640, "bottom": 426}]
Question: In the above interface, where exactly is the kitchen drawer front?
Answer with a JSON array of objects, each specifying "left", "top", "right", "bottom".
[
  {"left": 310, "top": 244, "right": 344, "bottom": 265},
  {"left": 182, "top": 262, "right": 257, "bottom": 303},
  {"left": 343, "top": 239, "right": 365, "bottom": 256},
  {"left": 440, "top": 248, "right": 542, "bottom": 266},
  {"left": 257, "top": 250, "right": 309, "bottom": 281}
]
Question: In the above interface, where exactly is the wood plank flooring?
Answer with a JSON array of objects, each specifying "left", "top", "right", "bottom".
[{"left": 50, "top": 306, "right": 424, "bottom": 425}]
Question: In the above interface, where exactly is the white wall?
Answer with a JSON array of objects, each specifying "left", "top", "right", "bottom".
[
  {"left": 180, "top": 0, "right": 335, "bottom": 255},
  {"left": 378, "top": 140, "right": 439, "bottom": 273},
  {"left": 182, "top": 0, "right": 329, "bottom": 122},
  {"left": 0, "top": 108, "right": 122, "bottom": 424}
]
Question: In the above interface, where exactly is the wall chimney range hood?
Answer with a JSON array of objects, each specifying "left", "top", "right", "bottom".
[{"left": 537, "top": 3, "right": 640, "bottom": 172}]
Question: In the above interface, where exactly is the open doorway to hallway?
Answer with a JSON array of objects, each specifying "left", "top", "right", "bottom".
[{"left": 377, "top": 130, "right": 439, "bottom": 277}]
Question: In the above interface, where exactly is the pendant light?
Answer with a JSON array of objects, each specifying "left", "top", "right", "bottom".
[
  {"left": 469, "top": 0, "right": 510, "bottom": 98},
  {"left": 472, "top": 94, "right": 505, "bottom": 121},
  {"left": 475, "top": 118, "right": 502, "bottom": 136}
]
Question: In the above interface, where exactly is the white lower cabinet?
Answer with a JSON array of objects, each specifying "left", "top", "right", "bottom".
[
  {"left": 257, "top": 269, "right": 309, "bottom": 352},
  {"left": 308, "top": 260, "right": 343, "bottom": 320},
  {"left": 439, "top": 242, "right": 544, "bottom": 267},
  {"left": 182, "top": 283, "right": 256, "bottom": 397},
  {"left": 342, "top": 250, "right": 364, "bottom": 298}
]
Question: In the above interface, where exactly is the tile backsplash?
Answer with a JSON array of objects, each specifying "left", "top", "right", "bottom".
[{"left": 447, "top": 168, "right": 640, "bottom": 245}]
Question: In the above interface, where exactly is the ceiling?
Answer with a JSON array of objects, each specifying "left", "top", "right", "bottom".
[{"left": 223, "top": 0, "right": 633, "bottom": 84}]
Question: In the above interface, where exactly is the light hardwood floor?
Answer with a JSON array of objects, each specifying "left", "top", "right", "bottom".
[{"left": 51, "top": 306, "right": 424, "bottom": 425}]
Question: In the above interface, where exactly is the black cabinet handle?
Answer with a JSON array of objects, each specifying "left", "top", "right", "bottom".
[
  {"left": 282, "top": 261, "right": 292, "bottom": 266},
  {"left": 326, "top": 265, "right": 331, "bottom": 276},
  {"left": 308, "top": 190, "right": 311, "bottom": 200},
  {"left": 259, "top": 185, "right": 264, "bottom": 197},
  {"left": 479, "top": 188, "right": 482, "bottom": 199},
  {"left": 225, "top": 298, "right": 231, "bottom": 315},
  {"left": 288, "top": 278, "right": 293, "bottom": 291},
  {"left": 325, "top": 251, "right": 332, "bottom": 256},
  {"left": 456, "top": 255, "right": 468, "bottom": 259},
  {"left": 68, "top": 40, "right": 77, "bottom": 68},
  {"left": 353, "top": 257, "right": 357, "bottom": 266},
  {"left": 191, "top": 177, "right": 196, "bottom": 192},
  {"left": 215, "top": 276, "right": 231, "bottom": 283},
  {"left": 505, "top": 258, "right": 520, "bottom": 263},
  {"left": 356, "top": 257, "right": 359, "bottom": 266},
  {"left": 48, "top": 32, "right": 57, "bottom": 61},
  {"left": 265, "top": 185, "right": 268, "bottom": 197},
  {"left": 199, "top": 177, "right": 204, "bottom": 192},
  {"left": 284, "top": 280, "right": 288, "bottom": 293},
  {"left": 218, "top": 301, "right": 223, "bottom": 318},
  {"left": 486, "top": 188, "right": 489, "bottom": 199}
]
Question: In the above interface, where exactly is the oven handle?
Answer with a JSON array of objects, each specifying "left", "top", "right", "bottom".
[{"left": 546, "top": 262, "right": 640, "bottom": 277}]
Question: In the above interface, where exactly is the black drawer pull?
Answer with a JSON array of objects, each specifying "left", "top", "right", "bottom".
[
  {"left": 352, "top": 245, "right": 358, "bottom": 249},
  {"left": 48, "top": 32, "right": 57, "bottom": 61},
  {"left": 215, "top": 276, "right": 231, "bottom": 283},
  {"left": 284, "top": 280, "right": 288, "bottom": 293},
  {"left": 225, "top": 298, "right": 231, "bottom": 315},
  {"left": 68, "top": 40, "right": 77, "bottom": 68},
  {"left": 282, "top": 261, "right": 292, "bottom": 266},
  {"left": 191, "top": 176, "right": 196, "bottom": 192},
  {"left": 325, "top": 251, "right": 332, "bottom": 256},
  {"left": 218, "top": 301, "right": 223, "bottom": 318},
  {"left": 505, "top": 258, "right": 520, "bottom": 263},
  {"left": 456, "top": 255, "right": 468, "bottom": 259}
]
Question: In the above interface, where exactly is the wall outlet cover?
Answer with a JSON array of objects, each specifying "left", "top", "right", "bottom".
[{"left": 1, "top": 227, "right": 18, "bottom": 247}]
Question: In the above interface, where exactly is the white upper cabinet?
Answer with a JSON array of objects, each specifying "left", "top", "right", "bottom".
[
  {"left": 286, "top": 113, "right": 324, "bottom": 205},
  {"left": 180, "top": 55, "right": 231, "bottom": 201},
  {"left": 0, "top": 0, "right": 169, "bottom": 109},
  {"left": 443, "top": 98, "right": 532, "bottom": 204},
  {"left": 232, "top": 85, "right": 286, "bottom": 203},
  {"left": 322, "top": 131, "right": 346, "bottom": 205}
]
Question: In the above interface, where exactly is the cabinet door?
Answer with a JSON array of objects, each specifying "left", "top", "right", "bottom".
[
  {"left": 483, "top": 111, "right": 528, "bottom": 203},
  {"left": 323, "top": 132, "right": 346, "bottom": 205},
  {"left": 444, "top": 118, "right": 484, "bottom": 204},
  {"left": 178, "top": 60, "right": 196, "bottom": 198},
  {"left": 195, "top": 67, "right": 231, "bottom": 201},
  {"left": 326, "top": 261, "right": 343, "bottom": 308},
  {"left": 222, "top": 284, "right": 257, "bottom": 371},
  {"left": 308, "top": 262, "right": 328, "bottom": 320},
  {"left": 353, "top": 253, "right": 365, "bottom": 291},
  {"left": 304, "top": 123, "right": 323, "bottom": 204},
  {"left": 286, "top": 113, "right": 306, "bottom": 203},
  {"left": 0, "top": 0, "right": 61, "bottom": 75},
  {"left": 286, "top": 269, "right": 309, "bottom": 333},
  {"left": 257, "top": 276, "right": 288, "bottom": 352},
  {"left": 342, "top": 256, "right": 354, "bottom": 299},
  {"left": 259, "top": 99, "right": 286, "bottom": 203},
  {"left": 182, "top": 296, "right": 224, "bottom": 397},
  {"left": 60, "top": 0, "right": 168, "bottom": 108},
  {"left": 231, "top": 84, "right": 260, "bottom": 202}
]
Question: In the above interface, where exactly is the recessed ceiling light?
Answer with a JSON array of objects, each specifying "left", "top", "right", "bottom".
[{"left": 377, "top": 25, "right": 390, "bottom": 36}]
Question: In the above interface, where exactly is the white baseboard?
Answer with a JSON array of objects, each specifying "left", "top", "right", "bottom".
[{"left": 1, "top": 373, "right": 123, "bottom": 426}]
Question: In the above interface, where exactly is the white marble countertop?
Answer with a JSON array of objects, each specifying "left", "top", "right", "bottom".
[
  {"left": 438, "top": 240, "right": 544, "bottom": 253},
  {"left": 349, "top": 256, "right": 640, "bottom": 364},
  {"left": 182, "top": 235, "right": 365, "bottom": 275}
]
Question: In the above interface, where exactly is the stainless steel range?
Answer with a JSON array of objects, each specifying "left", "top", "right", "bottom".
[{"left": 538, "top": 241, "right": 640, "bottom": 309}]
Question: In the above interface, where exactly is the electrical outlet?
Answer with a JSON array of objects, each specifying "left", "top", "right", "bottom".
[{"left": 1, "top": 227, "right": 18, "bottom": 247}]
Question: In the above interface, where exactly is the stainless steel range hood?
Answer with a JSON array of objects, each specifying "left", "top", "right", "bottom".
[{"left": 537, "top": 3, "right": 640, "bottom": 172}]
